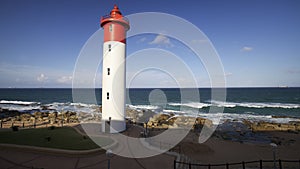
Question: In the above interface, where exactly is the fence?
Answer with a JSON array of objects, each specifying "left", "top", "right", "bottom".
[{"left": 174, "top": 159, "right": 300, "bottom": 169}]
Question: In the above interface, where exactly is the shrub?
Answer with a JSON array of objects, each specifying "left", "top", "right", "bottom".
[
  {"left": 49, "top": 126, "right": 55, "bottom": 130},
  {"left": 11, "top": 126, "right": 19, "bottom": 131}
]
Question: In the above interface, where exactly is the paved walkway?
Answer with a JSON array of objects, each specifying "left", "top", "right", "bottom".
[
  {"left": 0, "top": 147, "right": 174, "bottom": 169},
  {"left": 0, "top": 124, "right": 175, "bottom": 169}
]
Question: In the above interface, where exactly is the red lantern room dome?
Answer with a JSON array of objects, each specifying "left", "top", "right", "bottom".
[
  {"left": 110, "top": 5, "right": 122, "bottom": 18},
  {"left": 100, "top": 5, "right": 129, "bottom": 30}
]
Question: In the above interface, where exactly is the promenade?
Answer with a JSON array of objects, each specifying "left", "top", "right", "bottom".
[{"left": 0, "top": 124, "right": 175, "bottom": 169}]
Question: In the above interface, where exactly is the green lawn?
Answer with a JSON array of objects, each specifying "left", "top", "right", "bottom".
[{"left": 0, "top": 127, "right": 112, "bottom": 150}]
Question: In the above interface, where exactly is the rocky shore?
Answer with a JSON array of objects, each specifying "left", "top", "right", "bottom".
[
  {"left": 1, "top": 107, "right": 300, "bottom": 133},
  {"left": 146, "top": 113, "right": 213, "bottom": 129},
  {"left": 243, "top": 120, "right": 300, "bottom": 132},
  {"left": 0, "top": 108, "right": 80, "bottom": 128}
]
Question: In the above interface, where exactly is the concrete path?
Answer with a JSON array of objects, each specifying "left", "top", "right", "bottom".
[
  {"left": 0, "top": 147, "right": 174, "bottom": 169},
  {"left": 0, "top": 124, "right": 175, "bottom": 169}
]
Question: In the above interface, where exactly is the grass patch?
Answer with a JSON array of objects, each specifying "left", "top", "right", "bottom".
[{"left": 0, "top": 127, "right": 112, "bottom": 150}]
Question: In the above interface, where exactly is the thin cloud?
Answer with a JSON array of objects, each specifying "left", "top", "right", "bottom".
[
  {"left": 37, "top": 73, "right": 48, "bottom": 82},
  {"left": 241, "top": 46, "right": 253, "bottom": 52},
  {"left": 137, "top": 37, "right": 147, "bottom": 43},
  {"left": 0, "top": 63, "right": 75, "bottom": 87},
  {"left": 149, "top": 34, "right": 174, "bottom": 47},
  {"left": 57, "top": 76, "right": 72, "bottom": 84}
]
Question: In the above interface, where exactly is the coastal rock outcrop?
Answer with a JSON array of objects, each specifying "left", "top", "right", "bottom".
[
  {"left": 126, "top": 108, "right": 155, "bottom": 124},
  {"left": 146, "top": 113, "right": 213, "bottom": 129},
  {"left": 0, "top": 110, "right": 80, "bottom": 128},
  {"left": 244, "top": 120, "right": 300, "bottom": 131}
]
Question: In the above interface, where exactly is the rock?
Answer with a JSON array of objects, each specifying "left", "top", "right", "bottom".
[
  {"left": 20, "top": 114, "right": 32, "bottom": 121},
  {"left": 33, "top": 112, "right": 41, "bottom": 117},
  {"left": 30, "top": 117, "right": 36, "bottom": 122},
  {"left": 42, "top": 117, "right": 49, "bottom": 121},
  {"left": 290, "top": 121, "right": 300, "bottom": 130},
  {"left": 13, "top": 115, "right": 21, "bottom": 121},
  {"left": 196, "top": 117, "right": 213, "bottom": 127},
  {"left": 32, "top": 112, "right": 48, "bottom": 122},
  {"left": 248, "top": 121, "right": 300, "bottom": 131},
  {"left": 48, "top": 112, "right": 58, "bottom": 124},
  {"left": 48, "top": 112, "right": 58, "bottom": 118},
  {"left": 160, "top": 123, "right": 169, "bottom": 129},
  {"left": 146, "top": 113, "right": 213, "bottom": 129},
  {"left": 146, "top": 113, "right": 172, "bottom": 127},
  {"left": 173, "top": 116, "right": 212, "bottom": 128},
  {"left": 126, "top": 108, "right": 155, "bottom": 124}
]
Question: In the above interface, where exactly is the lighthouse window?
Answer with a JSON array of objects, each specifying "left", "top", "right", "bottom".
[
  {"left": 107, "top": 92, "right": 109, "bottom": 100},
  {"left": 109, "top": 24, "right": 113, "bottom": 32},
  {"left": 107, "top": 68, "right": 110, "bottom": 75},
  {"left": 108, "top": 44, "right": 111, "bottom": 52}
]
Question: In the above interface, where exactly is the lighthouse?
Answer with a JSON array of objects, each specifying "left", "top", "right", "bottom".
[{"left": 100, "top": 5, "right": 129, "bottom": 133}]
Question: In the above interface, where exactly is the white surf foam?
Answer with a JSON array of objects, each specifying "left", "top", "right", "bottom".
[
  {"left": 0, "top": 100, "right": 41, "bottom": 111},
  {"left": 0, "top": 105, "right": 41, "bottom": 111},
  {"left": 188, "top": 112, "right": 299, "bottom": 125},
  {"left": 157, "top": 108, "right": 300, "bottom": 125},
  {"left": 45, "top": 102, "right": 100, "bottom": 113},
  {"left": 209, "top": 100, "right": 236, "bottom": 108},
  {"left": 168, "top": 102, "right": 211, "bottom": 109},
  {"left": 163, "top": 109, "right": 186, "bottom": 114},
  {"left": 0, "top": 100, "right": 40, "bottom": 105},
  {"left": 210, "top": 100, "right": 300, "bottom": 109},
  {"left": 127, "top": 104, "right": 160, "bottom": 110}
]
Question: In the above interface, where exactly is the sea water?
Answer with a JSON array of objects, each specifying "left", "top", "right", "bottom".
[{"left": 0, "top": 88, "right": 299, "bottom": 124}]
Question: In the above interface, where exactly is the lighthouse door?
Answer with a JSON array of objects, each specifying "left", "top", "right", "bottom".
[{"left": 105, "top": 117, "right": 111, "bottom": 133}]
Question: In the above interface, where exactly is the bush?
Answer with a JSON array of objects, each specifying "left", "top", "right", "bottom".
[
  {"left": 45, "top": 136, "right": 51, "bottom": 142},
  {"left": 49, "top": 126, "right": 55, "bottom": 130},
  {"left": 11, "top": 126, "right": 19, "bottom": 132}
]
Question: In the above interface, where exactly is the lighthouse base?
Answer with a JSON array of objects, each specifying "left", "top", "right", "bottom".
[{"left": 102, "top": 120, "right": 126, "bottom": 133}]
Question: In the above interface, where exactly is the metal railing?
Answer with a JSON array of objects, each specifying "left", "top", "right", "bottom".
[
  {"left": 174, "top": 159, "right": 300, "bottom": 169},
  {"left": 101, "top": 15, "right": 129, "bottom": 23}
]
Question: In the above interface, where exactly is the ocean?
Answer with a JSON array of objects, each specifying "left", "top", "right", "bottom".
[{"left": 0, "top": 88, "right": 299, "bottom": 125}]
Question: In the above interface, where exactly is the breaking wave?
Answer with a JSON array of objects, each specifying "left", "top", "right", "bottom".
[
  {"left": 210, "top": 100, "right": 300, "bottom": 109},
  {"left": 1, "top": 100, "right": 299, "bottom": 124},
  {"left": 168, "top": 101, "right": 300, "bottom": 109},
  {"left": 127, "top": 104, "right": 160, "bottom": 110},
  {"left": 0, "top": 100, "right": 40, "bottom": 105},
  {"left": 169, "top": 102, "right": 210, "bottom": 109}
]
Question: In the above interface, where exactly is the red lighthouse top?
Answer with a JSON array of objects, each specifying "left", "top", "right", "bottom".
[{"left": 100, "top": 5, "right": 129, "bottom": 43}]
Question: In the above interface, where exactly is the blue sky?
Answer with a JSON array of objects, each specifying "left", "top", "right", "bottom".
[{"left": 0, "top": 0, "right": 299, "bottom": 88}]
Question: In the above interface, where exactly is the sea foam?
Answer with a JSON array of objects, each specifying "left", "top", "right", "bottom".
[
  {"left": 169, "top": 102, "right": 211, "bottom": 109},
  {"left": 0, "top": 100, "right": 39, "bottom": 105},
  {"left": 127, "top": 104, "right": 160, "bottom": 110},
  {"left": 210, "top": 100, "right": 300, "bottom": 109}
]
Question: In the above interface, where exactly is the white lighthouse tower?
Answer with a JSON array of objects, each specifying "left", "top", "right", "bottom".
[{"left": 100, "top": 5, "right": 129, "bottom": 133}]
